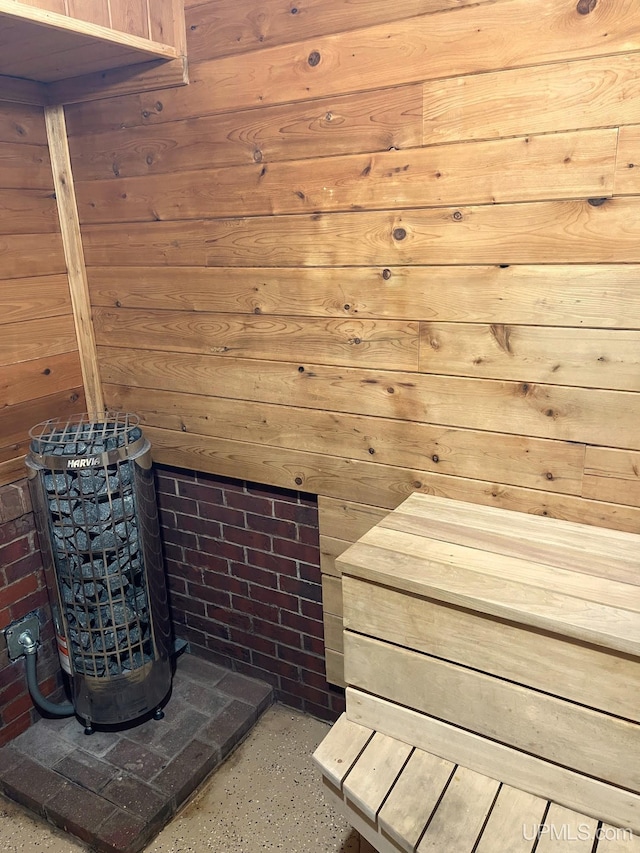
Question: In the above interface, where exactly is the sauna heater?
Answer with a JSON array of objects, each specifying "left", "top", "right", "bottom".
[{"left": 26, "top": 412, "right": 172, "bottom": 730}]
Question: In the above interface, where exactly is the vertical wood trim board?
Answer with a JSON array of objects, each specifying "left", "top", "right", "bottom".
[{"left": 45, "top": 104, "right": 104, "bottom": 415}]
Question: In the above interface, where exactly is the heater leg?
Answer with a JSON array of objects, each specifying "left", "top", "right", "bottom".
[
  {"left": 153, "top": 707, "right": 164, "bottom": 721},
  {"left": 84, "top": 722, "right": 94, "bottom": 735}
]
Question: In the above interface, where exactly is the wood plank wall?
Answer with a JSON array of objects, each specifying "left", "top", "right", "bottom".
[
  {"left": 10, "top": 0, "right": 181, "bottom": 45},
  {"left": 64, "top": 0, "right": 640, "bottom": 683},
  {"left": 0, "top": 101, "right": 85, "bottom": 487}
]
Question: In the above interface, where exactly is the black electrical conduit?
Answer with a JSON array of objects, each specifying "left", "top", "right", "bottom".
[{"left": 19, "top": 631, "right": 75, "bottom": 717}]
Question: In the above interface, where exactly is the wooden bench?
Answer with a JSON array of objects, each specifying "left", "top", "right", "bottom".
[
  {"left": 313, "top": 493, "right": 640, "bottom": 852},
  {"left": 316, "top": 715, "right": 640, "bottom": 853}
]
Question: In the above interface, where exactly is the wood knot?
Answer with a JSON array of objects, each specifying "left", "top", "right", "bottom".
[
  {"left": 146, "top": 154, "right": 153, "bottom": 166},
  {"left": 588, "top": 197, "right": 607, "bottom": 206},
  {"left": 290, "top": 5, "right": 298, "bottom": 12},
  {"left": 452, "top": 211, "right": 463, "bottom": 221},
  {"left": 308, "top": 50, "right": 321, "bottom": 67},
  {"left": 368, "top": 447, "right": 375, "bottom": 455},
  {"left": 298, "top": 365, "right": 305, "bottom": 372},
  {"left": 432, "top": 454, "right": 439, "bottom": 463},
  {"left": 295, "top": 477, "right": 303, "bottom": 485},
  {"left": 382, "top": 268, "right": 392, "bottom": 280},
  {"left": 42, "top": 368, "right": 51, "bottom": 375},
  {"left": 490, "top": 323, "right": 512, "bottom": 355},
  {"left": 393, "top": 227, "right": 407, "bottom": 241},
  {"left": 253, "top": 149, "right": 263, "bottom": 162},
  {"left": 576, "top": 0, "right": 596, "bottom": 13}
]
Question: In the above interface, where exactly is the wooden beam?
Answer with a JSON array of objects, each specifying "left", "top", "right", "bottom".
[
  {"left": 0, "top": 74, "right": 48, "bottom": 105},
  {"left": 44, "top": 104, "right": 104, "bottom": 416},
  {"left": 49, "top": 55, "right": 188, "bottom": 105}
]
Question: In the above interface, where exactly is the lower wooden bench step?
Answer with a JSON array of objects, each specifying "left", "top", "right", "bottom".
[{"left": 313, "top": 714, "right": 640, "bottom": 853}]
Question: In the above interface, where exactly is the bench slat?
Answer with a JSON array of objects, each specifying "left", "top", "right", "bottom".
[
  {"left": 369, "top": 519, "right": 640, "bottom": 614},
  {"left": 321, "top": 776, "right": 405, "bottom": 853},
  {"left": 311, "top": 713, "right": 373, "bottom": 788},
  {"left": 416, "top": 764, "right": 500, "bottom": 852},
  {"left": 475, "top": 785, "right": 546, "bottom": 853},
  {"left": 385, "top": 493, "right": 640, "bottom": 585},
  {"left": 536, "top": 803, "right": 598, "bottom": 852},
  {"left": 378, "top": 748, "right": 454, "bottom": 852},
  {"left": 342, "top": 731, "right": 412, "bottom": 823}
]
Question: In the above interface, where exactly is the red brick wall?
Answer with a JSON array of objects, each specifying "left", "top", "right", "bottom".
[
  {"left": 156, "top": 465, "right": 345, "bottom": 722},
  {"left": 0, "top": 480, "right": 63, "bottom": 745}
]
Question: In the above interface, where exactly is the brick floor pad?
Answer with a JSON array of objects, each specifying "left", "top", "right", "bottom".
[{"left": 0, "top": 653, "right": 273, "bottom": 853}]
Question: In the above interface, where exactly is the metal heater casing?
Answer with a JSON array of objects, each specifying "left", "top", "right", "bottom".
[{"left": 26, "top": 414, "right": 172, "bottom": 727}]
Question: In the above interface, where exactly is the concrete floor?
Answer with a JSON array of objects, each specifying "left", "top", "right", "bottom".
[{"left": 0, "top": 705, "right": 369, "bottom": 853}]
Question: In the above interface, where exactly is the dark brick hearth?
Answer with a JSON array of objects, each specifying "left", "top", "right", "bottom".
[{"left": 0, "top": 653, "right": 272, "bottom": 853}]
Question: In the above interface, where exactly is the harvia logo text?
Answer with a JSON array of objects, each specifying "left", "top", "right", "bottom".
[{"left": 67, "top": 457, "right": 101, "bottom": 469}]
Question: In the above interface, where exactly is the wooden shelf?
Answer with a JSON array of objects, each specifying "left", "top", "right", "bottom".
[{"left": 0, "top": 1, "right": 178, "bottom": 83}]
